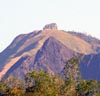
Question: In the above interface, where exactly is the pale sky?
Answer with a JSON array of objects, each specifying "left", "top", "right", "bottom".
[{"left": 0, "top": 0, "right": 100, "bottom": 52}]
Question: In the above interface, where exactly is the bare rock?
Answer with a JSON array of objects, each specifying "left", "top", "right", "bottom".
[{"left": 43, "top": 23, "right": 58, "bottom": 30}]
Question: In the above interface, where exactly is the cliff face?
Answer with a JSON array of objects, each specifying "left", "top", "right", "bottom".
[
  {"left": 80, "top": 54, "right": 100, "bottom": 80},
  {"left": 34, "top": 37, "right": 78, "bottom": 73},
  {"left": 0, "top": 23, "right": 100, "bottom": 80}
]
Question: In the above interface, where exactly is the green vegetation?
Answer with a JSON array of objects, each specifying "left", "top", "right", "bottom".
[{"left": 0, "top": 57, "right": 100, "bottom": 96}]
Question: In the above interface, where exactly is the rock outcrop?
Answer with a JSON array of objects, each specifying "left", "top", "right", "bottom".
[{"left": 43, "top": 23, "right": 58, "bottom": 30}]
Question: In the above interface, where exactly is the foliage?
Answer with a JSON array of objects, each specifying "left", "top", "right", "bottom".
[
  {"left": 0, "top": 80, "right": 9, "bottom": 95},
  {"left": 25, "top": 70, "right": 64, "bottom": 96},
  {"left": 63, "top": 56, "right": 81, "bottom": 82}
]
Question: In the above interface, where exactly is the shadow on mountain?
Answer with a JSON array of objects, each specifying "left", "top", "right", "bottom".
[
  {"left": 15, "top": 41, "right": 38, "bottom": 57},
  {"left": 34, "top": 37, "right": 78, "bottom": 73},
  {"left": 4, "top": 56, "right": 29, "bottom": 78},
  {"left": 80, "top": 54, "right": 100, "bottom": 80}
]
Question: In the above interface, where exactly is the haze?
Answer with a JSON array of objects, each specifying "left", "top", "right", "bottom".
[{"left": 0, "top": 0, "right": 100, "bottom": 52}]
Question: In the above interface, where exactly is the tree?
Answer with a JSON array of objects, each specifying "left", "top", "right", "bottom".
[
  {"left": 25, "top": 70, "right": 64, "bottom": 96},
  {"left": 63, "top": 56, "right": 81, "bottom": 83},
  {"left": 5, "top": 75, "right": 25, "bottom": 96},
  {"left": 60, "top": 79, "right": 77, "bottom": 96},
  {"left": 0, "top": 80, "right": 9, "bottom": 95},
  {"left": 76, "top": 80, "right": 96, "bottom": 96}
]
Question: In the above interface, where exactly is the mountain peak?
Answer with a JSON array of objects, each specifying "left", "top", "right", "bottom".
[{"left": 43, "top": 23, "right": 58, "bottom": 30}]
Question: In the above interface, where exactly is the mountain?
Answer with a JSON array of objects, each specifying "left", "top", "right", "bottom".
[{"left": 0, "top": 23, "right": 100, "bottom": 80}]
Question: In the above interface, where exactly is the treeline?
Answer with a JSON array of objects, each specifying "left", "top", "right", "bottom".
[
  {"left": 0, "top": 57, "right": 100, "bottom": 96},
  {"left": 0, "top": 70, "right": 100, "bottom": 96}
]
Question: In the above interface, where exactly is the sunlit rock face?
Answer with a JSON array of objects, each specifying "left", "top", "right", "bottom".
[{"left": 43, "top": 23, "right": 58, "bottom": 30}]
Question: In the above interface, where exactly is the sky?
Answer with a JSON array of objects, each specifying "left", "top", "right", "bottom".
[{"left": 0, "top": 0, "right": 100, "bottom": 52}]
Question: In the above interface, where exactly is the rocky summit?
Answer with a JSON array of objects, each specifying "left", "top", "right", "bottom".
[{"left": 43, "top": 23, "right": 58, "bottom": 30}]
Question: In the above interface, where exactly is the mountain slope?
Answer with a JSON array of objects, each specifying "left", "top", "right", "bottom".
[
  {"left": 34, "top": 37, "right": 78, "bottom": 73},
  {"left": 68, "top": 31, "right": 100, "bottom": 53},
  {"left": 4, "top": 37, "right": 78, "bottom": 79}
]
